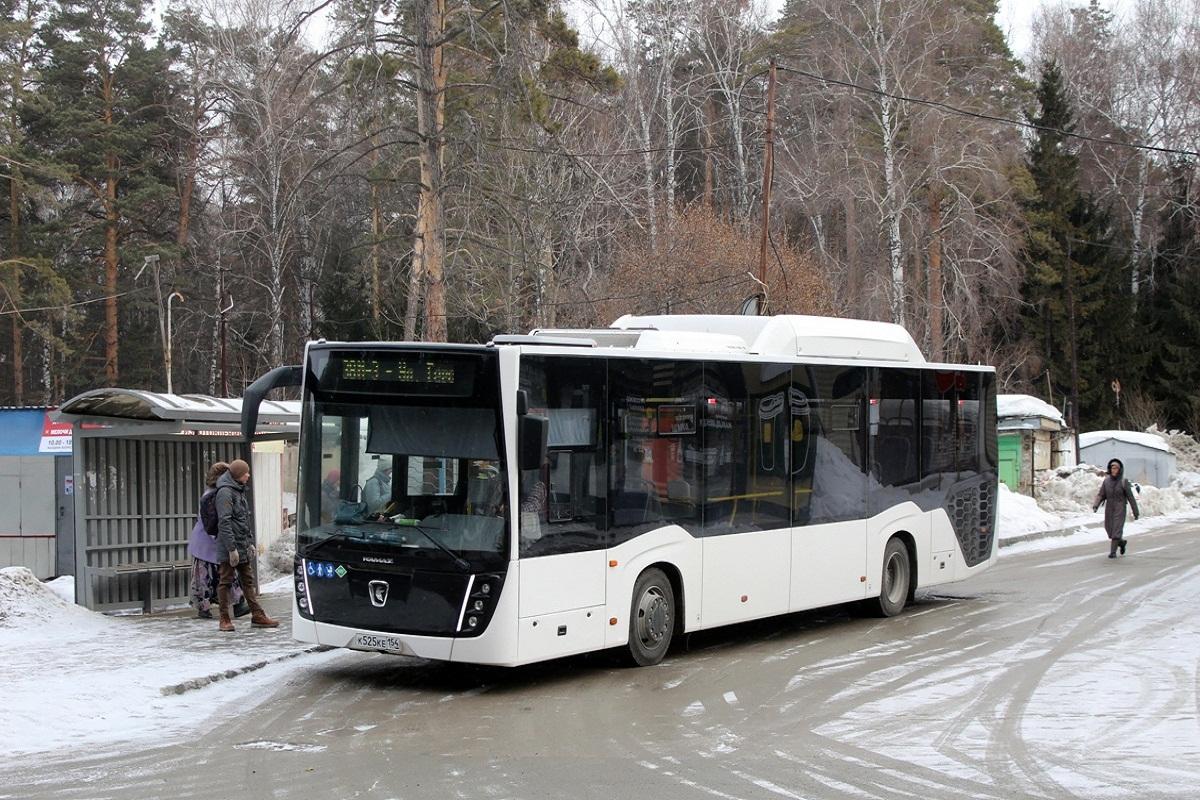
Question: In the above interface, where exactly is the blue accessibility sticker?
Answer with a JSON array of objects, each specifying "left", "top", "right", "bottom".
[{"left": 306, "top": 560, "right": 344, "bottom": 579}]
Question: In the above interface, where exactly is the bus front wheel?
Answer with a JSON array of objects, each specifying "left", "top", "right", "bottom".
[
  {"left": 872, "top": 537, "right": 911, "bottom": 617},
  {"left": 627, "top": 568, "right": 675, "bottom": 666}
]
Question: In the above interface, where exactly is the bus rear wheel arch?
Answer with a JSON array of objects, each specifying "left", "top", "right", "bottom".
[
  {"left": 871, "top": 535, "right": 914, "bottom": 617},
  {"left": 626, "top": 567, "right": 676, "bottom": 666}
]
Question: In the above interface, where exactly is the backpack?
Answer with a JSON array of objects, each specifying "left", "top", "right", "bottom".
[{"left": 200, "top": 490, "right": 219, "bottom": 537}]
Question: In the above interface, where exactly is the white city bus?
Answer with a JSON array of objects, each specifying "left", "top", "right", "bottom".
[{"left": 245, "top": 315, "right": 998, "bottom": 667}]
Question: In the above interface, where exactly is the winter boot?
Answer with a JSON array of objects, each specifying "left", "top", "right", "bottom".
[
  {"left": 250, "top": 611, "right": 280, "bottom": 628},
  {"left": 1109, "top": 540, "right": 1119, "bottom": 559},
  {"left": 1119, "top": 538, "right": 1127, "bottom": 555},
  {"left": 219, "top": 610, "right": 235, "bottom": 632}
]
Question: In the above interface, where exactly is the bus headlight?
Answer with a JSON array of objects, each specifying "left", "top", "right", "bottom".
[{"left": 457, "top": 573, "right": 504, "bottom": 636}]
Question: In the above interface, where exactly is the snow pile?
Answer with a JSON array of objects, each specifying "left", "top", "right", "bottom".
[
  {"left": 44, "top": 575, "right": 75, "bottom": 604},
  {"left": 996, "top": 483, "right": 1062, "bottom": 536},
  {"left": 1025, "top": 460, "right": 1200, "bottom": 528},
  {"left": 0, "top": 567, "right": 103, "bottom": 629},
  {"left": 1135, "top": 484, "right": 1192, "bottom": 516},
  {"left": 1151, "top": 426, "right": 1200, "bottom": 471},
  {"left": 1171, "top": 470, "right": 1200, "bottom": 501},
  {"left": 1034, "top": 463, "right": 1104, "bottom": 515}
]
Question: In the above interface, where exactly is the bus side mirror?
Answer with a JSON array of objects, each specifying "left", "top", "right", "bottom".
[{"left": 518, "top": 415, "right": 548, "bottom": 471}]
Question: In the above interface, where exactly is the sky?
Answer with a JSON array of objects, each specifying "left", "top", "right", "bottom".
[
  {"left": 997, "top": 0, "right": 1135, "bottom": 57},
  {"left": 292, "top": 1, "right": 1129, "bottom": 62}
]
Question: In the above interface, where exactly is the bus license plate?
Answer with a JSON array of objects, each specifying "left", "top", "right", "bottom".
[{"left": 351, "top": 633, "right": 411, "bottom": 655}]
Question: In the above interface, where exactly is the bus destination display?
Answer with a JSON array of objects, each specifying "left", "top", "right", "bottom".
[{"left": 330, "top": 352, "right": 477, "bottom": 396}]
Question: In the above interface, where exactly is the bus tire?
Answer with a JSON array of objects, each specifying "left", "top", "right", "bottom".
[
  {"left": 627, "top": 568, "right": 674, "bottom": 666},
  {"left": 872, "top": 537, "right": 911, "bottom": 617}
]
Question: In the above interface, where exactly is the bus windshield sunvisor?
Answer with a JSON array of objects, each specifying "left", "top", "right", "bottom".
[{"left": 367, "top": 406, "right": 498, "bottom": 460}]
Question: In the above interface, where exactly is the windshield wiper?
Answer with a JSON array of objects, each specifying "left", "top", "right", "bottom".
[
  {"left": 301, "top": 527, "right": 368, "bottom": 558},
  {"left": 394, "top": 519, "right": 470, "bottom": 572}
]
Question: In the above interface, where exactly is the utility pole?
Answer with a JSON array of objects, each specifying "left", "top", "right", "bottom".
[
  {"left": 219, "top": 265, "right": 231, "bottom": 397},
  {"left": 166, "top": 292, "right": 183, "bottom": 393},
  {"left": 142, "top": 254, "right": 168, "bottom": 390},
  {"left": 1066, "top": 239, "right": 1082, "bottom": 465},
  {"left": 756, "top": 59, "right": 777, "bottom": 316}
]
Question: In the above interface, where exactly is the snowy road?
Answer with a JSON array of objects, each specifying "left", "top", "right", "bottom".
[{"left": 8, "top": 521, "right": 1200, "bottom": 800}]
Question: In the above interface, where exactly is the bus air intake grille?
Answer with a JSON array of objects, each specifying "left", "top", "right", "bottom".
[{"left": 945, "top": 475, "right": 996, "bottom": 568}]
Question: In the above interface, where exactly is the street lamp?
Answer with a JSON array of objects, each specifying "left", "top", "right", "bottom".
[{"left": 166, "top": 292, "right": 184, "bottom": 394}]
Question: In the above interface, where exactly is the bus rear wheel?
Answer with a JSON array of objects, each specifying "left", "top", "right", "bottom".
[
  {"left": 627, "top": 568, "right": 674, "bottom": 666},
  {"left": 872, "top": 537, "right": 911, "bottom": 617}
]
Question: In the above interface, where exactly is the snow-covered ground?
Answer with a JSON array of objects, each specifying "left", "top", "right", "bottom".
[
  {"left": 4, "top": 463, "right": 1200, "bottom": 766},
  {"left": 0, "top": 567, "right": 343, "bottom": 759}
]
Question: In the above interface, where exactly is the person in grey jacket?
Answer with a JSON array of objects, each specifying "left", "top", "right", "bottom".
[
  {"left": 215, "top": 459, "right": 279, "bottom": 632},
  {"left": 1092, "top": 458, "right": 1140, "bottom": 559},
  {"left": 363, "top": 458, "right": 393, "bottom": 515}
]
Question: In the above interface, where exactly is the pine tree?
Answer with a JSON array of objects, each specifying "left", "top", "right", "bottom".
[
  {"left": 22, "top": 0, "right": 175, "bottom": 388},
  {"left": 1020, "top": 61, "right": 1128, "bottom": 430},
  {"left": 1145, "top": 163, "right": 1200, "bottom": 430}
]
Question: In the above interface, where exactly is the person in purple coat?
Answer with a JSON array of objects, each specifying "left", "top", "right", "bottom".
[
  {"left": 188, "top": 462, "right": 246, "bottom": 618},
  {"left": 1092, "top": 458, "right": 1140, "bottom": 559}
]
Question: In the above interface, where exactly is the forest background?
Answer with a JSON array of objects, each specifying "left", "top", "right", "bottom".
[{"left": 2, "top": 0, "right": 1199, "bottom": 435}]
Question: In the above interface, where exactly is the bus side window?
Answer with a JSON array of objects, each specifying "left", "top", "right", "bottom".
[
  {"left": 517, "top": 355, "right": 607, "bottom": 558},
  {"left": 703, "top": 362, "right": 791, "bottom": 535},
  {"left": 609, "top": 358, "right": 702, "bottom": 545},
  {"left": 802, "top": 365, "right": 867, "bottom": 525},
  {"left": 869, "top": 368, "right": 922, "bottom": 516},
  {"left": 923, "top": 372, "right": 958, "bottom": 492}
]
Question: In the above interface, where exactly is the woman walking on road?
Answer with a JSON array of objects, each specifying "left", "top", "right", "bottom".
[{"left": 1092, "top": 458, "right": 1140, "bottom": 558}]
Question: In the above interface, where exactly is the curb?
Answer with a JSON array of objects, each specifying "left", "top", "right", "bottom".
[
  {"left": 159, "top": 646, "right": 332, "bottom": 696},
  {"left": 998, "top": 524, "right": 1093, "bottom": 549}
]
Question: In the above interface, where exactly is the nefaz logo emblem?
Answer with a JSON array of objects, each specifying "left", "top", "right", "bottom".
[{"left": 368, "top": 580, "right": 389, "bottom": 608}]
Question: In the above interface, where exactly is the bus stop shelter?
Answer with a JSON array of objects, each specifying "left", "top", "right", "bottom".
[{"left": 53, "top": 390, "right": 299, "bottom": 613}]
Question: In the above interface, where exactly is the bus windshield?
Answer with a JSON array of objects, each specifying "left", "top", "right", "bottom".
[{"left": 296, "top": 348, "right": 508, "bottom": 571}]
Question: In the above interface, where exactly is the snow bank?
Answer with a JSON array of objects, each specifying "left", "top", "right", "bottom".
[
  {"left": 44, "top": 575, "right": 75, "bottom": 605},
  {"left": 996, "top": 483, "right": 1062, "bottom": 537},
  {"left": 1172, "top": 470, "right": 1200, "bottom": 500},
  {"left": 1022, "top": 462, "right": 1200, "bottom": 533},
  {"left": 1135, "top": 484, "right": 1192, "bottom": 516},
  {"left": 0, "top": 567, "right": 103, "bottom": 630},
  {"left": 0, "top": 573, "right": 327, "bottom": 759},
  {"left": 1078, "top": 429, "right": 1171, "bottom": 453},
  {"left": 1152, "top": 426, "right": 1200, "bottom": 472},
  {"left": 1034, "top": 463, "right": 1104, "bottom": 515}
]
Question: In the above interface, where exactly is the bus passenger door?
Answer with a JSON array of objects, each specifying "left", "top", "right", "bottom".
[
  {"left": 699, "top": 363, "right": 794, "bottom": 628},
  {"left": 789, "top": 365, "right": 870, "bottom": 610},
  {"left": 514, "top": 355, "right": 609, "bottom": 662}
]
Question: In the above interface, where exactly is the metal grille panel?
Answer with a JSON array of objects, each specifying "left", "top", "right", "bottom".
[
  {"left": 80, "top": 438, "right": 242, "bottom": 611},
  {"left": 945, "top": 474, "right": 997, "bottom": 568}
]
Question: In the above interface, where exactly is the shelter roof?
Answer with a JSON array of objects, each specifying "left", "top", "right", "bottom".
[{"left": 53, "top": 389, "right": 298, "bottom": 426}]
